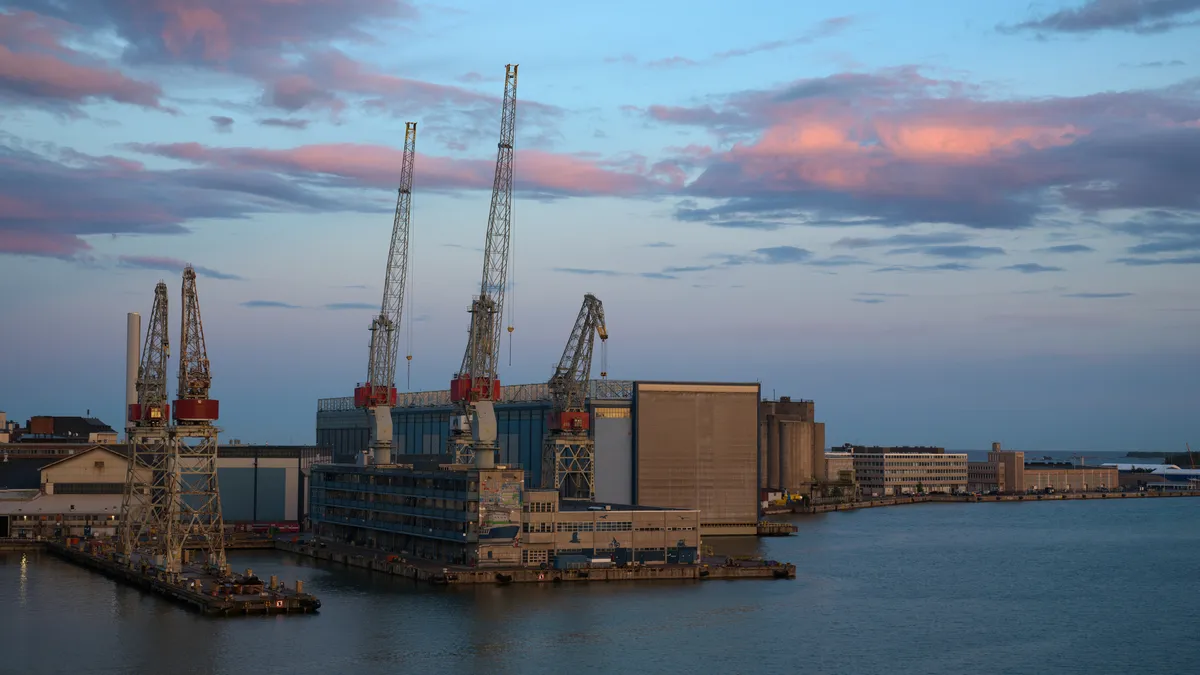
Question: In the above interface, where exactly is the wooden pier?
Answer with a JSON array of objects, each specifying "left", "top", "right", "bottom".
[{"left": 46, "top": 541, "right": 321, "bottom": 617}]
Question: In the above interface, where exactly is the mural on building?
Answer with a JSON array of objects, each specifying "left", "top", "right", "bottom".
[{"left": 478, "top": 470, "right": 523, "bottom": 540}]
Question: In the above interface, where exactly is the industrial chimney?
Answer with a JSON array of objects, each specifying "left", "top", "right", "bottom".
[{"left": 125, "top": 312, "right": 141, "bottom": 441}]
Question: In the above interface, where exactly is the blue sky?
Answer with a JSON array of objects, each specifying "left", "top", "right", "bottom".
[{"left": 1, "top": 0, "right": 1198, "bottom": 451}]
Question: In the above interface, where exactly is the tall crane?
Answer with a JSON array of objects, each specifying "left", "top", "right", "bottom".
[
  {"left": 541, "top": 294, "right": 607, "bottom": 499},
  {"left": 119, "top": 281, "right": 172, "bottom": 561},
  {"left": 355, "top": 121, "right": 418, "bottom": 465},
  {"left": 448, "top": 64, "right": 518, "bottom": 468},
  {"left": 169, "top": 265, "right": 226, "bottom": 576}
]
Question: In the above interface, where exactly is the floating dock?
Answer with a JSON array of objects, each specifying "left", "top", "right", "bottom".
[
  {"left": 276, "top": 539, "right": 795, "bottom": 585},
  {"left": 46, "top": 541, "right": 321, "bottom": 617}
]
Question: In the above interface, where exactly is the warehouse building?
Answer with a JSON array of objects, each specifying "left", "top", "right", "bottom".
[
  {"left": 316, "top": 380, "right": 761, "bottom": 535},
  {"left": 308, "top": 462, "right": 701, "bottom": 568},
  {"left": 970, "top": 443, "right": 1119, "bottom": 493},
  {"left": 0, "top": 443, "right": 328, "bottom": 538}
]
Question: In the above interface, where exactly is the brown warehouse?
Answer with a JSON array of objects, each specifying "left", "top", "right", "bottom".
[{"left": 316, "top": 380, "right": 763, "bottom": 535}]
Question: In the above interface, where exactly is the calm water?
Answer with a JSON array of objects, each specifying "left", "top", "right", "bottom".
[{"left": 4, "top": 498, "right": 1198, "bottom": 675}]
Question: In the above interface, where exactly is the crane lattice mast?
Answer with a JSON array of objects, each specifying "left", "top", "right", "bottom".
[
  {"left": 541, "top": 294, "right": 607, "bottom": 499},
  {"left": 119, "top": 281, "right": 172, "bottom": 560},
  {"left": 355, "top": 121, "right": 418, "bottom": 466},
  {"left": 168, "top": 265, "right": 226, "bottom": 576},
  {"left": 449, "top": 64, "right": 518, "bottom": 468}
]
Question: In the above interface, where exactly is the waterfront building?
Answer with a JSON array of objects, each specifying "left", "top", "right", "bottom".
[
  {"left": 316, "top": 380, "right": 760, "bottom": 536},
  {"left": 1022, "top": 463, "right": 1118, "bottom": 492},
  {"left": 851, "top": 448, "right": 968, "bottom": 496},
  {"left": 759, "top": 397, "right": 827, "bottom": 498},
  {"left": 308, "top": 462, "right": 701, "bottom": 568},
  {"left": 0, "top": 443, "right": 329, "bottom": 537}
]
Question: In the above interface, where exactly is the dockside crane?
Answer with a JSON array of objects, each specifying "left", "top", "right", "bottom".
[
  {"left": 541, "top": 294, "right": 607, "bottom": 499},
  {"left": 119, "top": 281, "right": 172, "bottom": 561},
  {"left": 355, "top": 121, "right": 418, "bottom": 466},
  {"left": 448, "top": 65, "right": 518, "bottom": 468},
  {"left": 169, "top": 265, "right": 226, "bottom": 575}
]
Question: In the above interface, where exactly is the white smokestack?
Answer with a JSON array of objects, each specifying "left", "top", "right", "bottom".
[{"left": 126, "top": 312, "right": 141, "bottom": 440}]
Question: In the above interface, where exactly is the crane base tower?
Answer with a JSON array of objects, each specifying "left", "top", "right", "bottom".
[{"left": 541, "top": 436, "right": 595, "bottom": 500}]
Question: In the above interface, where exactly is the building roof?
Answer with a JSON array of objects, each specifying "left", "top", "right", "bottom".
[
  {"left": 0, "top": 492, "right": 122, "bottom": 516},
  {"left": 37, "top": 445, "right": 128, "bottom": 472},
  {"left": 1101, "top": 463, "right": 1181, "bottom": 471},
  {"left": 558, "top": 499, "right": 692, "bottom": 513},
  {"left": 318, "top": 379, "right": 635, "bottom": 412}
]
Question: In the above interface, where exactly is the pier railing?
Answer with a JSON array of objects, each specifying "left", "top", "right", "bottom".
[{"left": 318, "top": 379, "right": 634, "bottom": 412}]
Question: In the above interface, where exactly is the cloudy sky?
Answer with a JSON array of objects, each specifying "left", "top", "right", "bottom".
[{"left": 1, "top": 0, "right": 1198, "bottom": 451}]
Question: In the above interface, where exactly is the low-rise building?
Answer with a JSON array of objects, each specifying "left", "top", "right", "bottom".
[
  {"left": 824, "top": 452, "right": 854, "bottom": 482},
  {"left": 309, "top": 462, "right": 701, "bottom": 568},
  {"left": 0, "top": 443, "right": 328, "bottom": 538},
  {"left": 1023, "top": 463, "right": 1118, "bottom": 492},
  {"left": 852, "top": 448, "right": 968, "bottom": 496}
]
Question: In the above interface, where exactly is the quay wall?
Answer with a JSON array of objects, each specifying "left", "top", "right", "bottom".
[{"left": 274, "top": 540, "right": 794, "bottom": 585}]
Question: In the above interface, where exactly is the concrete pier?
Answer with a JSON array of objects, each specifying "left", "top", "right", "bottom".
[
  {"left": 46, "top": 541, "right": 321, "bottom": 617},
  {"left": 275, "top": 539, "right": 795, "bottom": 585}
]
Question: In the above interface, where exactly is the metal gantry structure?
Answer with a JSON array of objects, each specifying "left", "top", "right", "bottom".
[
  {"left": 541, "top": 294, "right": 608, "bottom": 499},
  {"left": 449, "top": 64, "right": 518, "bottom": 468},
  {"left": 120, "top": 281, "right": 172, "bottom": 560},
  {"left": 171, "top": 266, "right": 226, "bottom": 574},
  {"left": 118, "top": 267, "right": 226, "bottom": 577},
  {"left": 355, "top": 121, "right": 418, "bottom": 465}
]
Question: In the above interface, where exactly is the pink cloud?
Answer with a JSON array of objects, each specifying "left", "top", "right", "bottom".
[
  {"left": 646, "top": 69, "right": 1200, "bottom": 229},
  {"left": 125, "top": 142, "right": 673, "bottom": 196},
  {"left": 0, "top": 10, "right": 168, "bottom": 111},
  {"left": 0, "top": 226, "right": 90, "bottom": 258}
]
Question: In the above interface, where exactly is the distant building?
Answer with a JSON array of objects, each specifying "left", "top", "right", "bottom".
[
  {"left": 968, "top": 442, "right": 1025, "bottom": 493},
  {"left": 759, "top": 397, "right": 826, "bottom": 498},
  {"left": 969, "top": 443, "right": 1118, "bottom": 492},
  {"left": 824, "top": 451, "right": 854, "bottom": 482},
  {"left": 852, "top": 448, "right": 968, "bottom": 496},
  {"left": 13, "top": 416, "right": 118, "bottom": 445},
  {"left": 1023, "top": 462, "right": 1118, "bottom": 492},
  {"left": 309, "top": 463, "right": 700, "bottom": 568}
]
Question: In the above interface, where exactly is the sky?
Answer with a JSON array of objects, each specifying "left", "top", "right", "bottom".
[{"left": 0, "top": 0, "right": 1198, "bottom": 452}]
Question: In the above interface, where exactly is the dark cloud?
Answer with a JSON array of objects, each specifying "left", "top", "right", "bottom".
[
  {"left": 241, "top": 300, "right": 300, "bottom": 309},
  {"left": 873, "top": 263, "right": 976, "bottom": 273},
  {"left": 639, "top": 272, "right": 677, "bottom": 280},
  {"left": 5, "top": 1, "right": 562, "bottom": 147},
  {"left": 117, "top": 255, "right": 241, "bottom": 280},
  {"left": 0, "top": 137, "right": 364, "bottom": 258},
  {"left": 1002, "top": 263, "right": 1066, "bottom": 274},
  {"left": 834, "top": 232, "right": 971, "bottom": 249},
  {"left": 1034, "top": 244, "right": 1095, "bottom": 254},
  {"left": 1003, "top": 0, "right": 1200, "bottom": 35},
  {"left": 858, "top": 292, "right": 909, "bottom": 297},
  {"left": 888, "top": 245, "right": 1005, "bottom": 259},
  {"left": 853, "top": 298, "right": 885, "bottom": 304},
  {"left": 614, "top": 16, "right": 853, "bottom": 70},
  {"left": 210, "top": 115, "right": 234, "bottom": 132},
  {"left": 553, "top": 267, "right": 623, "bottom": 277},
  {"left": 1126, "top": 60, "right": 1188, "bottom": 68},
  {"left": 1062, "top": 292, "right": 1135, "bottom": 298},
  {"left": 644, "top": 241, "right": 675, "bottom": 248},
  {"left": 258, "top": 118, "right": 310, "bottom": 130},
  {"left": 324, "top": 302, "right": 377, "bottom": 310},
  {"left": 1112, "top": 254, "right": 1200, "bottom": 265}
]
